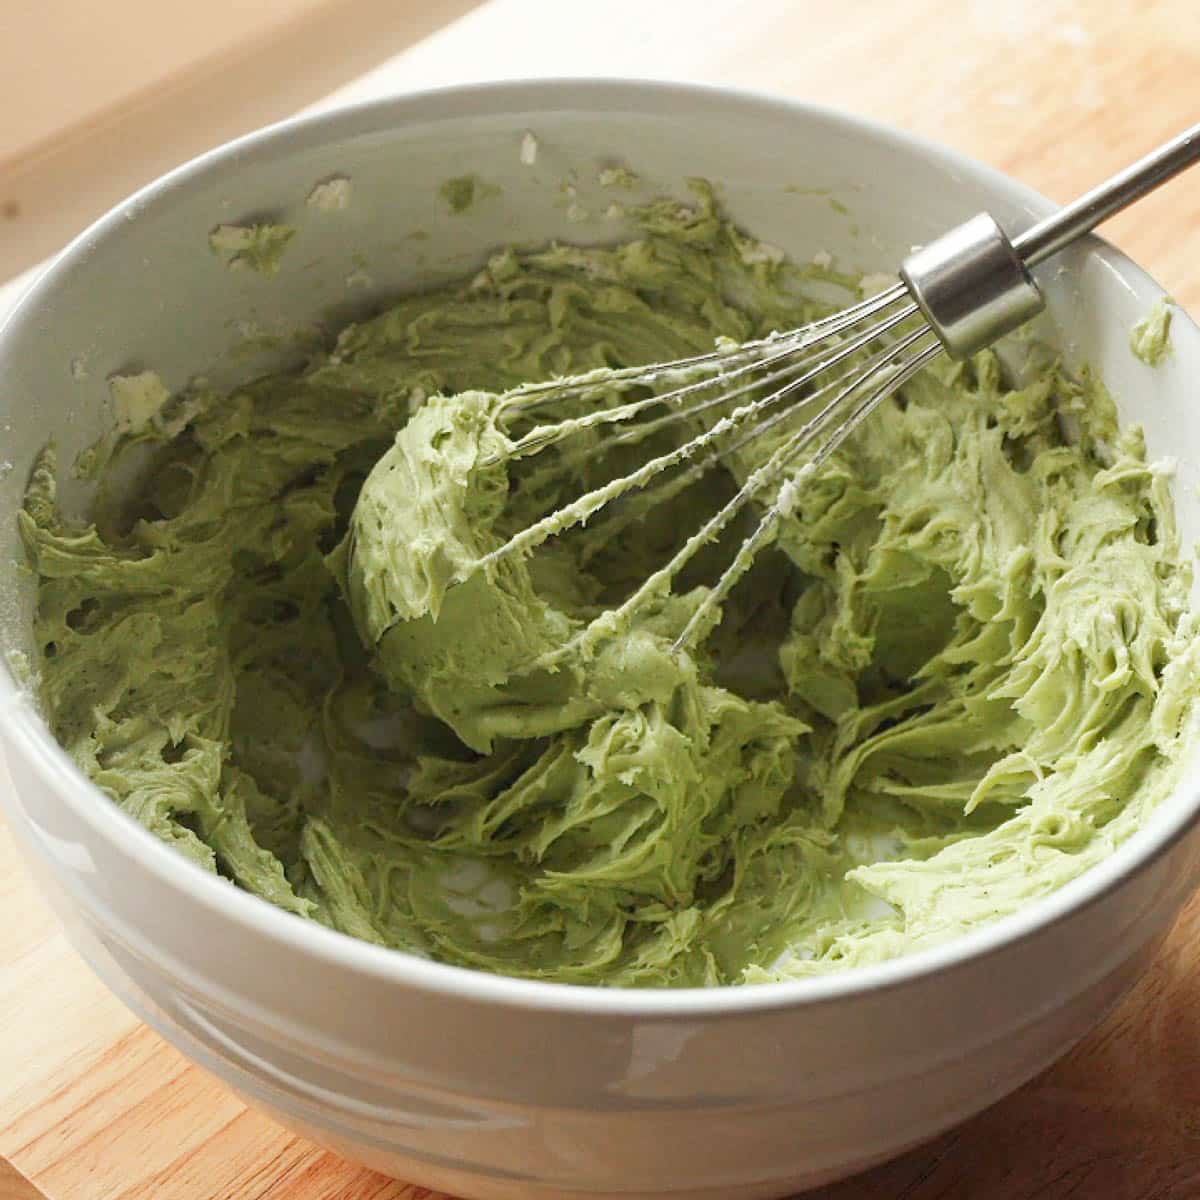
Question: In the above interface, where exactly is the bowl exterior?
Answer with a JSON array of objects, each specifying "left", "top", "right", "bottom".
[
  {"left": 4, "top": 738, "right": 1197, "bottom": 1199},
  {"left": 2, "top": 79, "right": 1199, "bottom": 1198}
]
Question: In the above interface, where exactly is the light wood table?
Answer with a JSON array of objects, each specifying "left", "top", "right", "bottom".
[{"left": 2, "top": 1, "right": 1200, "bottom": 1196}]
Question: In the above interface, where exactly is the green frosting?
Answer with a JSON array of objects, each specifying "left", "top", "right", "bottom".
[
  {"left": 208, "top": 223, "right": 297, "bottom": 277},
  {"left": 438, "top": 175, "right": 500, "bottom": 215},
  {"left": 1131, "top": 298, "right": 1174, "bottom": 366},
  {"left": 21, "top": 188, "right": 1200, "bottom": 987},
  {"left": 598, "top": 166, "right": 641, "bottom": 190}
]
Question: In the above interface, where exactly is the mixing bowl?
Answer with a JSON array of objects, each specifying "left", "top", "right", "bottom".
[{"left": 1, "top": 79, "right": 1199, "bottom": 1200}]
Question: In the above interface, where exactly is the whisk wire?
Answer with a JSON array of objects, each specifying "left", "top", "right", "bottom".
[
  {"left": 496, "top": 283, "right": 911, "bottom": 418},
  {"left": 481, "top": 293, "right": 922, "bottom": 574},
  {"left": 556, "top": 297, "right": 921, "bottom": 466},
  {"left": 670, "top": 327, "right": 943, "bottom": 650},
  {"left": 521, "top": 318, "right": 941, "bottom": 667},
  {"left": 475, "top": 286, "right": 944, "bottom": 660},
  {"left": 572, "top": 309, "right": 932, "bottom": 564}
]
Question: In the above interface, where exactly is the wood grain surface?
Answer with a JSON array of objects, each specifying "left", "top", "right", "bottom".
[
  {"left": 0, "top": 1157, "right": 45, "bottom": 1200},
  {"left": 2, "top": 1, "right": 1200, "bottom": 1197}
]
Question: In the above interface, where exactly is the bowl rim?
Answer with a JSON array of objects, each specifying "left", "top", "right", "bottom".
[{"left": 2, "top": 74, "right": 1198, "bottom": 1019}]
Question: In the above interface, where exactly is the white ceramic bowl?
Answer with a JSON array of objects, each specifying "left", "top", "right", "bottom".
[{"left": 1, "top": 80, "right": 1199, "bottom": 1200}]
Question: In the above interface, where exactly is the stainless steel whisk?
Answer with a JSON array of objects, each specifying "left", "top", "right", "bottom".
[{"left": 484, "top": 123, "right": 1200, "bottom": 658}]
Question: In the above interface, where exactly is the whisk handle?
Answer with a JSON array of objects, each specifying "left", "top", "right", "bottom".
[{"left": 1013, "top": 121, "right": 1200, "bottom": 267}]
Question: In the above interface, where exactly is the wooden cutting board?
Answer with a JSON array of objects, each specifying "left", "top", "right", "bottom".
[{"left": 3, "top": 0, "right": 1200, "bottom": 1196}]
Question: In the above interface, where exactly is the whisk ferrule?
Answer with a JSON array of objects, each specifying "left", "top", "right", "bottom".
[{"left": 899, "top": 212, "right": 1045, "bottom": 361}]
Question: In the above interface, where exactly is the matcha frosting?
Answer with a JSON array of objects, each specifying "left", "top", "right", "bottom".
[
  {"left": 21, "top": 188, "right": 1200, "bottom": 986},
  {"left": 1131, "top": 297, "right": 1174, "bottom": 366}
]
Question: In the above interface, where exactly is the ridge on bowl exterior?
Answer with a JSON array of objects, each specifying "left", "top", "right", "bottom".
[{"left": 1, "top": 79, "right": 1199, "bottom": 1200}]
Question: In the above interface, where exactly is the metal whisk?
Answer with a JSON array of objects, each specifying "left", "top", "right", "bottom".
[{"left": 484, "top": 123, "right": 1200, "bottom": 658}]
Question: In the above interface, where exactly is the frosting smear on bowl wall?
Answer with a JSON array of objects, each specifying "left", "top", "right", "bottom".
[{"left": 20, "top": 187, "right": 1200, "bottom": 987}]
